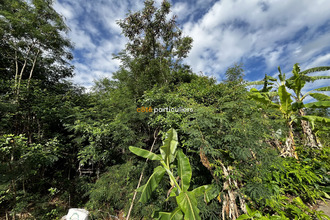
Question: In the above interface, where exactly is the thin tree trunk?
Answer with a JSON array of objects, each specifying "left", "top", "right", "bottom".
[
  {"left": 16, "top": 46, "right": 32, "bottom": 97},
  {"left": 10, "top": 150, "right": 16, "bottom": 220},
  {"left": 27, "top": 49, "right": 40, "bottom": 90},
  {"left": 14, "top": 51, "right": 19, "bottom": 93}
]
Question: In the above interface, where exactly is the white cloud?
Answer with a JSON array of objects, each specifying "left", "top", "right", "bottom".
[
  {"left": 306, "top": 53, "right": 330, "bottom": 69},
  {"left": 54, "top": 0, "right": 330, "bottom": 87},
  {"left": 54, "top": 0, "right": 146, "bottom": 86},
  {"left": 182, "top": 0, "right": 330, "bottom": 78}
]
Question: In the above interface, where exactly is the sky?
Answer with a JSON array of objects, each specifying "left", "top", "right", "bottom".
[{"left": 53, "top": 0, "right": 330, "bottom": 93}]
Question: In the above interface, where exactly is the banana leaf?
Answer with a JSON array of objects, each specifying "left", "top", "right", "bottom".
[
  {"left": 304, "top": 101, "right": 330, "bottom": 108},
  {"left": 176, "top": 191, "right": 201, "bottom": 220},
  {"left": 129, "top": 146, "right": 162, "bottom": 160},
  {"left": 156, "top": 208, "right": 184, "bottom": 220},
  {"left": 139, "top": 166, "right": 165, "bottom": 203},
  {"left": 161, "top": 128, "right": 178, "bottom": 166},
  {"left": 177, "top": 149, "right": 192, "bottom": 192},
  {"left": 309, "top": 93, "right": 330, "bottom": 101}
]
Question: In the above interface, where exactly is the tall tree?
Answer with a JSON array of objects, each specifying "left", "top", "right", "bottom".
[
  {"left": 225, "top": 62, "right": 244, "bottom": 82},
  {"left": 113, "top": 0, "right": 193, "bottom": 97},
  {"left": 0, "top": 0, "right": 74, "bottom": 139},
  {"left": 0, "top": 0, "right": 73, "bottom": 97}
]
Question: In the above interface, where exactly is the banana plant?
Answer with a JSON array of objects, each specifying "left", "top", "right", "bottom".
[
  {"left": 248, "top": 64, "right": 330, "bottom": 157},
  {"left": 129, "top": 128, "right": 217, "bottom": 220}
]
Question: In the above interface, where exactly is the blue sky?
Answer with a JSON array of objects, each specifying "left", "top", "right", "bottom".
[{"left": 54, "top": 0, "right": 330, "bottom": 93}]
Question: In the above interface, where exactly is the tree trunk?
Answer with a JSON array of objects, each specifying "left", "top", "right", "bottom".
[
  {"left": 199, "top": 149, "right": 247, "bottom": 219},
  {"left": 219, "top": 162, "right": 246, "bottom": 220},
  {"left": 27, "top": 49, "right": 40, "bottom": 90},
  {"left": 279, "top": 123, "right": 298, "bottom": 159},
  {"left": 299, "top": 109, "right": 322, "bottom": 148}
]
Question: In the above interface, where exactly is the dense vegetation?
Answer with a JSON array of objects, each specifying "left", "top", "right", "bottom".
[{"left": 1, "top": 0, "right": 329, "bottom": 219}]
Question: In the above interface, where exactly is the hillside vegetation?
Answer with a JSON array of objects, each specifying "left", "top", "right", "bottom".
[{"left": 0, "top": 0, "right": 329, "bottom": 219}]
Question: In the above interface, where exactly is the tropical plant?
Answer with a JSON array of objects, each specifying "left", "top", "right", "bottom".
[
  {"left": 129, "top": 128, "right": 217, "bottom": 220},
  {"left": 249, "top": 63, "right": 330, "bottom": 158}
]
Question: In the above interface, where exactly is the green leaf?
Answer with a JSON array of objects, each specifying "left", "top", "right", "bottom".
[
  {"left": 309, "top": 93, "right": 330, "bottom": 101},
  {"left": 246, "top": 205, "right": 253, "bottom": 215},
  {"left": 278, "top": 66, "right": 285, "bottom": 82},
  {"left": 236, "top": 214, "right": 251, "bottom": 220},
  {"left": 266, "top": 75, "right": 277, "bottom": 81},
  {"left": 320, "top": 186, "right": 330, "bottom": 193},
  {"left": 278, "top": 85, "right": 292, "bottom": 115},
  {"left": 286, "top": 70, "right": 306, "bottom": 98},
  {"left": 176, "top": 191, "right": 201, "bottom": 220},
  {"left": 292, "top": 101, "right": 304, "bottom": 111},
  {"left": 314, "top": 86, "right": 330, "bottom": 91},
  {"left": 177, "top": 149, "right": 192, "bottom": 192},
  {"left": 160, "top": 128, "right": 178, "bottom": 166},
  {"left": 204, "top": 185, "right": 219, "bottom": 203},
  {"left": 292, "top": 63, "right": 301, "bottom": 77},
  {"left": 139, "top": 166, "right": 165, "bottom": 203},
  {"left": 129, "top": 146, "right": 162, "bottom": 160},
  {"left": 248, "top": 89, "right": 279, "bottom": 108},
  {"left": 309, "top": 75, "right": 330, "bottom": 81},
  {"left": 300, "top": 66, "right": 330, "bottom": 75},
  {"left": 192, "top": 185, "right": 218, "bottom": 203},
  {"left": 269, "top": 216, "right": 284, "bottom": 220},
  {"left": 293, "top": 197, "right": 309, "bottom": 210},
  {"left": 245, "top": 81, "right": 264, "bottom": 86},
  {"left": 191, "top": 185, "right": 207, "bottom": 197},
  {"left": 304, "top": 101, "right": 330, "bottom": 108},
  {"left": 301, "top": 116, "right": 330, "bottom": 130},
  {"left": 302, "top": 116, "right": 330, "bottom": 124},
  {"left": 157, "top": 208, "right": 184, "bottom": 220}
]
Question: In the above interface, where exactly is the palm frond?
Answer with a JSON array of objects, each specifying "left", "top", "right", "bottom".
[
  {"left": 309, "top": 76, "right": 330, "bottom": 81},
  {"left": 245, "top": 81, "right": 264, "bottom": 86},
  {"left": 300, "top": 66, "right": 330, "bottom": 75},
  {"left": 314, "top": 86, "right": 330, "bottom": 91}
]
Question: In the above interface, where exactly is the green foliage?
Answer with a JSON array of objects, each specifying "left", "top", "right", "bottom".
[
  {"left": 249, "top": 63, "right": 330, "bottom": 157},
  {"left": 0, "top": 0, "right": 73, "bottom": 90},
  {"left": 237, "top": 205, "right": 283, "bottom": 220},
  {"left": 225, "top": 62, "right": 245, "bottom": 82},
  {"left": 113, "top": 0, "right": 193, "bottom": 97},
  {"left": 130, "top": 129, "right": 216, "bottom": 219},
  {"left": 86, "top": 161, "right": 141, "bottom": 217},
  {"left": 0, "top": 134, "right": 63, "bottom": 216},
  {"left": 278, "top": 85, "right": 293, "bottom": 120},
  {"left": 0, "top": 0, "right": 329, "bottom": 219},
  {"left": 270, "top": 158, "right": 322, "bottom": 203}
]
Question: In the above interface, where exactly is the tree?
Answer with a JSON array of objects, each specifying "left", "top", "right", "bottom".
[
  {"left": 0, "top": 0, "right": 73, "bottom": 97},
  {"left": 225, "top": 62, "right": 244, "bottom": 82},
  {"left": 114, "top": 0, "right": 193, "bottom": 97},
  {"left": 0, "top": 0, "right": 74, "bottom": 140}
]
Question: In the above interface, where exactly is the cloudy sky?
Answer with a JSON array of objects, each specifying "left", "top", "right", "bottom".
[{"left": 54, "top": 0, "right": 330, "bottom": 91}]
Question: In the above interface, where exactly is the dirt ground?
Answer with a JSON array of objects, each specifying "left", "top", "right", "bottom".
[{"left": 316, "top": 199, "right": 330, "bottom": 217}]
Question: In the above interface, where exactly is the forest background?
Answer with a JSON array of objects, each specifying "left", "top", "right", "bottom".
[{"left": 0, "top": 0, "right": 330, "bottom": 219}]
